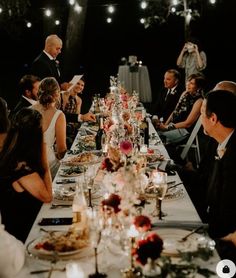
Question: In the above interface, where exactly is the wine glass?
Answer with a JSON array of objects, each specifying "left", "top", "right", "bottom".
[
  {"left": 151, "top": 171, "right": 168, "bottom": 220},
  {"left": 88, "top": 209, "right": 107, "bottom": 278}
]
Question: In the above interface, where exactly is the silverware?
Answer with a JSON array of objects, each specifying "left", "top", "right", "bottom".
[
  {"left": 50, "top": 204, "right": 71, "bottom": 209},
  {"left": 167, "top": 182, "right": 183, "bottom": 191},
  {"left": 178, "top": 226, "right": 204, "bottom": 242},
  {"left": 30, "top": 267, "right": 65, "bottom": 274}
]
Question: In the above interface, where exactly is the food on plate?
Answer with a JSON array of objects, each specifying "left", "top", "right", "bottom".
[{"left": 35, "top": 230, "right": 88, "bottom": 253}]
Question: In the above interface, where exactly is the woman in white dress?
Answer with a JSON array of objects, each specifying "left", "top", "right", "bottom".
[{"left": 32, "top": 77, "right": 67, "bottom": 178}]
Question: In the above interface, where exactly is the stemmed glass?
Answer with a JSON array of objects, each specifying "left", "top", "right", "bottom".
[
  {"left": 151, "top": 171, "right": 168, "bottom": 220},
  {"left": 88, "top": 209, "right": 107, "bottom": 278}
]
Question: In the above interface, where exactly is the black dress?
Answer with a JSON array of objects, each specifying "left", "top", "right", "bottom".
[{"left": 0, "top": 168, "right": 42, "bottom": 243}]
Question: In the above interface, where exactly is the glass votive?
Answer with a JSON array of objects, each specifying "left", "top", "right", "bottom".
[{"left": 140, "top": 144, "right": 148, "bottom": 153}]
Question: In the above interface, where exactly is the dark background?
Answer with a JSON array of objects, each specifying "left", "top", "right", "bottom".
[{"left": 0, "top": 0, "right": 235, "bottom": 112}]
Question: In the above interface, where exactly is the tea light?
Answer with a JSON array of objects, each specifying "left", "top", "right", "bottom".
[
  {"left": 140, "top": 144, "right": 148, "bottom": 153},
  {"left": 127, "top": 224, "right": 139, "bottom": 238},
  {"left": 152, "top": 171, "right": 167, "bottom": 184},
  {"left": 66, "top": 263, "right": 85, "bottom": 278}
]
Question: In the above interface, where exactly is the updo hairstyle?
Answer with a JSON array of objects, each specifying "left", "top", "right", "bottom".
[{"left": 38, "top": 77, "right": 60, "bottom": 107}]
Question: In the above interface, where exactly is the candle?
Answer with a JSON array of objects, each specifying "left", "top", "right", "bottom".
[
  {"left": 140, "top": 144, "right": 148, "bottom": 153},
  {"left": 127, "top": 224, "right": 139, "bottom": 238},
  {"left": 104, "top": 192, "right": 110, "bottom": 199},
  {"left": 66, "top": 263, "right": 85, "bottom": 278}
]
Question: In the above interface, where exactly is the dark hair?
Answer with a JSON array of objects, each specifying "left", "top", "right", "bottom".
[
  {"left": 166, "top": 69, "right": 181, "bottom": 81},
  {"left": 187, "top": 73, "right": 206, "bottom": 94},
  {"left": 187, "top": 37, "right": 203, "bottom": 52},
  {"left": 205, "top": 90, "right": 236, "bottom": 128},
  {"left": 0, "top": 97, "right": 10, "bottom": 133},
  {"left": 18, "top": 74, "right": 41, "bottom": 96},
  {"left": 38, "top": 77, "right": 60, "bottom": 107},
  {"left": 0, "top": 108, "right": 45, "bottom": 176}
]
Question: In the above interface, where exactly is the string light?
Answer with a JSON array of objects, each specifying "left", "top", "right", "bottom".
[
  {"left": 107, "top": 5, "right": 115, "bottom": 14},
  {"left": 69, "top": 0, "right": 75, "bottom": 5},
  {"left": 44, "top": 9, "right": 52, "bottom": 17},
  {"left": 140, "top": 18, "right": 145, "bottom": 24},
  {"left": 26, "top": 22, "right": 32, "bottom": 28},
  {"left": 172, "top": 0, "right": 178, "bottom": 6},
  {"left": 0, "top": 8, "right": 2, "bottom": 13},
  {"left": 171, "top": 6, "right": 176, "bottom": 13},
  {"left": 106, "top": 17, "right": 112, "bottom": 23},
  {"left": 140, "top": 1, "right": 148, "bottom": 9},
  {"left": 209, "top": 0, "right": 216, "bottom": 4},
  {"left": 74, "top": 3, "right": 82, "bottom": 13},
  {"left": 55, "top": 20, "right": 60, "bottom": 25}
]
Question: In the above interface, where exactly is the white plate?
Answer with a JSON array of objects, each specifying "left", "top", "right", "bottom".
[
  {"left": 27, "top": 232, "right": 89, "bottom": 260},
  {"left": 165, "top": 187, "right": 184, "bottom": 201},
  {"left": 59, "top": 166, "right": 84, "bottom": 177},
  {"left": 156, "top": 228, "right": 201, "bottom": 256},
  {"left": 61, "top": 152, "right": 102, "bottom": 166}
]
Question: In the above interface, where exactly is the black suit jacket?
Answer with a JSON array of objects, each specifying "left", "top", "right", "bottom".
[
  {"left": 9, "top": 96, "right": 31, "bottom": 118},
  {"left": 30, "top": 52, "right": 61, "bottom": 83},
  {"left": 151, "top": 85, "right": 183, "bottom": 122},
  {"left": 206, "top": 130, "right": 236, "bottom": 239}
]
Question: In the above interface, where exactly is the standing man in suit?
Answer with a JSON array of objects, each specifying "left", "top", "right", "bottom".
[
  {"left": 151, "top": 69, "right": 183, "bottom": 127},
  {"left": 200, "top": 90, "right": 236, "bottom": 241},
  {"left": 10, "top": 74, "right": 41, "bottom": 116},
  {"left": 30, "top": 34, "right": 69, "bottom": 91}
]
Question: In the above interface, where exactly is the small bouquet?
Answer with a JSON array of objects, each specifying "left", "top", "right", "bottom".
[
  {"left": 101, "top": 193, "right": 121, "bottom": 213},
  {"left": 133, "top": 215, "right": 151, "bottom": 233},
  {"left": 133, "top": 232, "right": 163, "bottom": 265}
]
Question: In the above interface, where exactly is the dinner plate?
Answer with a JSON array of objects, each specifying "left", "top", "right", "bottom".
[
  {"left": 59, "top": 166, "right": 84, "bottom": 177},
  {"left": 165, "top": 187, "right": 184, "bottom": 201},
  {"left": 61, "top": 151, "right": 103, "bottom": 166},
  {"left": 156, "top": 228, "right": 201, "bottom": 256},
  {"left": 27, "top": 232, "right": 90, "bottom": 260}
]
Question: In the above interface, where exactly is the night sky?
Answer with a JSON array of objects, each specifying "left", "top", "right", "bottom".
[{"left": 0, "top": 0, "right": 236, "bottom": 110}]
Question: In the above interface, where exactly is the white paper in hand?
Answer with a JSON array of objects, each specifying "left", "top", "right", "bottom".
[{"left": 68, "top": 75, "right": 83, "bottom": 92}]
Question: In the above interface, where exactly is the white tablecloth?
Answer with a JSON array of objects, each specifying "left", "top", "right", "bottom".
[{"left": 118, "top": 65, "right": 152, "bottom": 103}]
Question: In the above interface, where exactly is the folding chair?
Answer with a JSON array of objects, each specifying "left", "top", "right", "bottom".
[{"left": 179, "top": 117, "right": 202, "bottom": 167}]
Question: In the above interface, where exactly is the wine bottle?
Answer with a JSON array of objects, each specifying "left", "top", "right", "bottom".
[
  {"left": 140, "top": 115, "right": 149, "bottom": 147},
  {"left": 95, "top": 116, "right": 105, "bottom": 150}
]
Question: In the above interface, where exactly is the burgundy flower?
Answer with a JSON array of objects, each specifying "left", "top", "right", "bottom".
[
  {"left": 120, "top": 140, "right": 133, "bottom": 155},
  {"left": 133, "top": 232, "right": 163, "bottom": 265},
  {"left": 101, "top": 193, "right": 121, "bottom": 213},
  {"left": 101, "top": 158, "right": 114, "bottom": 172},
  {"left": 133, "top": 215, "right": 151, "bottom": 232}
]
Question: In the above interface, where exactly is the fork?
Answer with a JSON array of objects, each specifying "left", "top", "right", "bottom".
[{"left": 178, "top": 226, "right": 204, "bottom": 242}]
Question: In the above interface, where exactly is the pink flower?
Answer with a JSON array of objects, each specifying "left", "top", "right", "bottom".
[{"left": 120, "top": 140, "right": 133, "bottom": 155}]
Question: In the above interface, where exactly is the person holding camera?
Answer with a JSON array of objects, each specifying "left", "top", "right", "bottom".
[{"left": 176, "top": 37, "right": 207, "bottom": 82}]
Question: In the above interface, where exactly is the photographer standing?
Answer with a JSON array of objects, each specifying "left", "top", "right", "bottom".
[{"left": 176, "top": 37, "right": 207, "bottom": 82}]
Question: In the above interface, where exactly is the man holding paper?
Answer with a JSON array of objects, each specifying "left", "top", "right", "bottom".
[{"left": 30, "top": 34, "right": 70, "bottom": 91}]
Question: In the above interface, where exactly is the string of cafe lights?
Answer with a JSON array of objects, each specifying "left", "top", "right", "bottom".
[{"left": 0, "top": 0, "right": 218, "bottom": 29}]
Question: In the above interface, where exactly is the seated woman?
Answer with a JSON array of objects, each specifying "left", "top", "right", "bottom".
[
  {"left": 0, "top": 212, "right": 25, "bottom": 277},
  {"left": 32, "top": 77, "right": 67, "bottom": 178},
  {"left": 158, "top": 73, "right": 206, "bottom": 145},
  {"left": 0, "top": 97, "right": 10, "bottom": 151},
  {"left": 60, "top": 77, "right": 85, "bottom": 146},
  {"left": 0, "top": 108, "right": 52, "bottom": 242}
]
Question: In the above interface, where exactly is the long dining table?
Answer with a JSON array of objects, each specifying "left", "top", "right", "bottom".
[{"left": 17, "top": 120, "right": 220, "bottom": 278}]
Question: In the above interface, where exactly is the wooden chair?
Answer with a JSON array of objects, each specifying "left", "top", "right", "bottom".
[{"left": 179, "top": 117, "right": 202, "bottom": 167}]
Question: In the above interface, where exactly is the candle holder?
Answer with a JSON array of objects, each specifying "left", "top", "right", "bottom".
[{"left": 122, "top": 226, "right": 141, "bottom": 278}]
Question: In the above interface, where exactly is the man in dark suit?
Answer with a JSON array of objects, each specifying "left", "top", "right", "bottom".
[
  {"left": 200, "top": 90, "right": 236, "bottom": 241},
  {"left": 151, "top": 69, "right": 183, "bottom": 125},
  {"left": 30, "top": 34, "right": 69, "bottom": 91},
  {"left": 10, "top": 75, "right": 41, "bottom": 117}
]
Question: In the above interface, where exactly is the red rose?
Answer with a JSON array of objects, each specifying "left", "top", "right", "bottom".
[
  {"left": 101, "top": 193, "right": 121, "bottom": 213},
  {"left": 133, "top": 215, "right": 151, "bottom": 232},
  {"left": 133, "top": 232, "right": 163, "bottom": 265}
]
